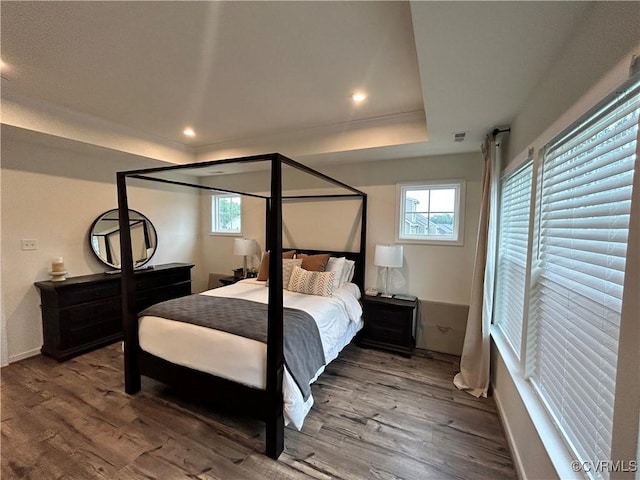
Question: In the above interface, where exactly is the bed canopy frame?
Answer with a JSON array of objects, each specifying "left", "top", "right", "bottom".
[{"left": 116, "top": 153, "right": 367, "bottom": 459}]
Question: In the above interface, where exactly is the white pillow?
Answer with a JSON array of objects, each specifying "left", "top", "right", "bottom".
[
  {"left": 342, "top": 259, "right": 355, "bottom": 285},
  {"left": 325, "top": 257, "right": 347, "bottom": 289},
  {"left": 287, "top": 265, "right": 334, "bottom": 297}
]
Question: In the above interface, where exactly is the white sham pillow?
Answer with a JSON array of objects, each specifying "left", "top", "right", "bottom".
[
  {"left": 325, "top": 257, "right": 347, "bottom": 289},
  {"left": 342, "top": 259, "right": 355, "bottom": 285}
]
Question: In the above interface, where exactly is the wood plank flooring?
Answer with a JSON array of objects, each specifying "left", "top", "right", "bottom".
[{"left": 1, "top": 344, "right": 516, "bottom": 479}]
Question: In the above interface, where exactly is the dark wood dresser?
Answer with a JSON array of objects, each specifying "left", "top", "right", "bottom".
[
  {"left": 360, "top": 294, "right": 419, "bottom": 357},
  {"left": 35, "top": 263, "right": 193, "bottom": 361}
]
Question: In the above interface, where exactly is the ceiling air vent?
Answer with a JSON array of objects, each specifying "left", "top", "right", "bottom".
[{"left": 454, "top": 132, "right": 466, "bottom": 142}]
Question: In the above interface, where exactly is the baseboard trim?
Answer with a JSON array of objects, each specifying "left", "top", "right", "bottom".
[
  {"left": 493, "top": 383, "right": 526, "bottom": 480},
  {"left": 9, "top": 347, "right": 41, "bottom": 364}
]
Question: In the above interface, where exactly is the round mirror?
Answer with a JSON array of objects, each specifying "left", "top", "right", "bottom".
[{"left": 89, "top": 209, "right": 158, "bottom": 270}]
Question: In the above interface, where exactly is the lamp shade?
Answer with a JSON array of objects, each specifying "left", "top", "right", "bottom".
[
  {"left": 374, "top": 244, "right": 403, "bottom": 268},
  {"left": 233, "top": 238, "right": 256, "bottom": 256}
]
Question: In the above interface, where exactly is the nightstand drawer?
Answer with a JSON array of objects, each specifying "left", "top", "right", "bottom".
[
  {"left": 364, "top": 305, "right": 405, "bottom": 325},
  {"left": 363, "top": 319, "right": 405, "bottom": 344}
]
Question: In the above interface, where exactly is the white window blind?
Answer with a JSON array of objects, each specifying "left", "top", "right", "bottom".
[
  {"left": 528, "top": 79, "right": 639, "bottom": 479},
  {"left": 494, "top": 162, "right": 533, "bottom": 357}
]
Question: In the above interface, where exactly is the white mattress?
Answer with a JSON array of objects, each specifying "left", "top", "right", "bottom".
[{"left": 138, "top": 279, "right": 363, "bottom": 429}]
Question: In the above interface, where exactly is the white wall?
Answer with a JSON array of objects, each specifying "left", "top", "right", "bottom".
[
  {"left": 200, "top": 152, "right": 483, "bottom": 354},
  {"left": 506, "top": 1, "right": 640, "bottom": 166},
  {"left": 492, "top": 3, "right": 640, "bottom": 479},
  {"left": 1, "top": 128, "right": 203, "bottom": 363}
]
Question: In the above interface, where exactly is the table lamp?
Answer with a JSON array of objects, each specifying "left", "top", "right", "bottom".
[
  {"left": 234, "top": 238, "right": 257, "bottom": 278},
  {"left": 374, "top": 244, "right": 403, "bottom": 298}
]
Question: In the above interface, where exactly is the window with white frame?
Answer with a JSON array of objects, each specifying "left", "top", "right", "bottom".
[
  {"left": 397, "top": 180, "right": 465, "bottom": 244},
  {"left": 493, "top": 162, "right": 533, "bottom": 358},
  {"left": 490, "top": 77, "right": 639, "bottom": 480},
  {"left": 211, "top": 193, "right": 242, "bottom": 234},
  {"left": 527, "top": 79, "right": 639, "bottom": 479}
]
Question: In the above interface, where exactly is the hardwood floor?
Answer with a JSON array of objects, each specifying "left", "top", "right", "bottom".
[{"left": 2, "top": 344, "right": 516, "bottom": 479}]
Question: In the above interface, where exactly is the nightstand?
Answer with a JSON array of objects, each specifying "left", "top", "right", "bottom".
[
  {"left": 359, "top": 295, "right": 418, "bottom": 357},
  {"left": 219, "top": 276, "right": 238, "bottom": 286}
]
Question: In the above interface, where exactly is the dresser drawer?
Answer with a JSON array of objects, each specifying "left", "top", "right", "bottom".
[
  {"left": 59, "top": 300, "right": 121, "bottom": 347},
  {"left": 135, "top": 282, "right": 192, "bottom": 311},
  {"left": 67, "top": 316, "right": 121, "bottom": 347},
  {"left": 61, "top": 298, "right": 121, "bottom": 329},
  {"left": 135, "top": 269, "right": 190, "bottom": 292},
  {"left": 57, "top": 281, "right": 120, "bottom": 308}
]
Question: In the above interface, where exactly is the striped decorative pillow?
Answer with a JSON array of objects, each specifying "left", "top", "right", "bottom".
[
  {"left": 287, "top": 266, "right": 334, "bottom": 297},
  {"left": 282, "top": 259, "right": 302, "bottom": 287},
  {"left": 265, "top": 258, "right": 302, "bottom": 288}
]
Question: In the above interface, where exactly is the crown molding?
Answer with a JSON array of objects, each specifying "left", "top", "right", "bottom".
[
  {"left": 1, "top": 92, "right": 194, "bottom": 164},
  {"left": 194, "top": 110, "right": 428, "bottom": 162}
]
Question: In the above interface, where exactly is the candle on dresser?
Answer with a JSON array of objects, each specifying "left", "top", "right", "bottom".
[{"left": 51, "top": 257, "right": 65, "bottom": 273}]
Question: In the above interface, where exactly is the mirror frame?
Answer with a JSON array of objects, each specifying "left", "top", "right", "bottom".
[{"left": 88, "top": 208, "right": 158, "bottom": 270}]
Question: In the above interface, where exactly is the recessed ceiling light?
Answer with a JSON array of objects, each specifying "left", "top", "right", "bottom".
[
  {"left": 351, "top": 92, "right": 367, "bottom": 103},
  {"left": 183, "top": 127, "right": 195, "bottom": 137}
]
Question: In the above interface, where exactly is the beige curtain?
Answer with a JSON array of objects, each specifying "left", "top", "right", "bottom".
[{"left": 453, "top": 135, "right": 500, "bottom": 397}]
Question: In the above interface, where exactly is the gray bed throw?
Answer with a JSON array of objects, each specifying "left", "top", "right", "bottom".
[{"left": 139, "top": 294, "right": 326, "bottom": 401}]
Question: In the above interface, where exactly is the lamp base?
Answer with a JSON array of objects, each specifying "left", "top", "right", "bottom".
[{"left": 381, "top": 266, "right": 393, "bottom": 298}]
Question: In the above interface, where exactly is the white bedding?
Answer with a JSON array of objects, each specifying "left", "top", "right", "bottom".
[{"left": 138, "top": 278, "right": 363, "bottom": 429}]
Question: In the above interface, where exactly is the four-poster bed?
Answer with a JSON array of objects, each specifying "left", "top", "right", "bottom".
[{"left": 116, "top": 153, "right": 367, "bottom": 459}]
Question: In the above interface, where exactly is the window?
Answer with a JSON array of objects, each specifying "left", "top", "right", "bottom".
[
  {"left": 493, "top": 162, "right": 533, "bottom": 357},
  {"left": 397, "top": 180, "right": 465, "bottom": 244},
  {"left": 521, "top": 78, "right": 638, "bottom": 479},
  {"left": 211, "top": 193, "right": 241, "bottom": 234}
]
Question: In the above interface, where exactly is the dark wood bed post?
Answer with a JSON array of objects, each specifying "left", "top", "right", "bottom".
[
  {"left": 117, "top": 173, "right": 140, "bottom": 394},
  {"left": 265, "top": 198, "right": 272, "bottom": 252},
  {"left": 266, "top": 154, "right": 285, "bottom": 459},
  {"left": 360, "top": 193, "right": 368, "bottom": 288}
]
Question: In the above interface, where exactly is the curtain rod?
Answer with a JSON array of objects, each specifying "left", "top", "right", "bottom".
[{"left": 492, "top": 127, "right": 511, "bottom": 139}]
